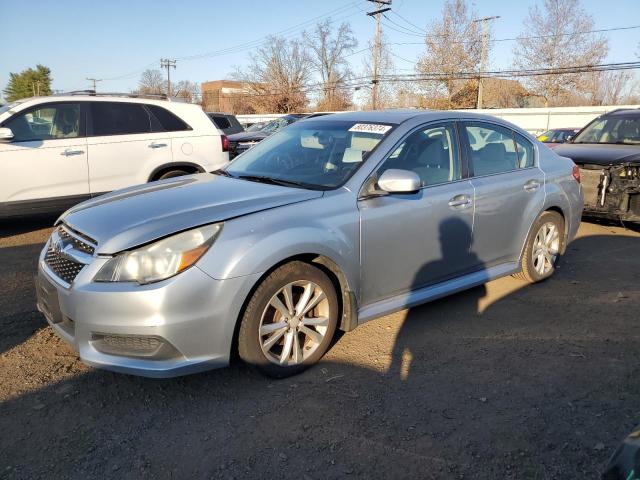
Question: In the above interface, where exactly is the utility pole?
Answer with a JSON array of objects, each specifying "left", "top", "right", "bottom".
[
  {"left": 472, "top": 15, "right": 499, "bottom": 109},
  {"left": 366, "top": 0, "right": 391, "bottom": 110},
  {"left": 160, "top": 58, "right": 177, "bottom": 96},
  {"left": 86, "top": 77, "right": 102, "bottom": 92}
]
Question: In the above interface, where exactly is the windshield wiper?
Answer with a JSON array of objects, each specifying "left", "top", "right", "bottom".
[
  {"left": 212, "top": 169, "right": 234, "bottom": 177},
  {"left": 234, "top": 174, "right": 321, "bottom": 190}
]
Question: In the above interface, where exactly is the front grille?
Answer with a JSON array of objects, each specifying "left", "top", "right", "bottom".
[
  {"left": 44, "top": 246, "right": 85, "bottom": 284},
  {"left": 44, "top": 225, "right": 96, "bottom": 285}
]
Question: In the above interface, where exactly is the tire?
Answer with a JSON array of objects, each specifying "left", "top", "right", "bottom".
[
  {"left": 156, "top": 169, "right": 189, "bottom": 181},
  {"left": 238, "top": 261, "right": 339, "bottom": 378},
  {"left": 514, "top": 210, "right": 565, "bottom": 283}
]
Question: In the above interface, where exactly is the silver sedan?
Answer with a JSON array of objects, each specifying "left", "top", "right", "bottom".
[{"left": 35, "top": 111, "right": 583, "bottom": 378}]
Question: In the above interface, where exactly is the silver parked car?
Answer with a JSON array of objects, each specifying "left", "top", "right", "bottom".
[{"left": 35, "top": 111, "right": 583, "bottom": 378}]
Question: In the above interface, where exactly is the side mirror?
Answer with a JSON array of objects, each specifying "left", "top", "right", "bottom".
[
  {"left": 377, "top": 169, "right": 421, "bottom": 194},
  {"left": 0, "top": 127, "right": 13, "bottom": 142}
]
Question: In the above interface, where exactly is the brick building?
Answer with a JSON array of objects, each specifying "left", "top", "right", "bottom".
[{"left": 201, "top": 80, "right": 249, "bottom": 113}]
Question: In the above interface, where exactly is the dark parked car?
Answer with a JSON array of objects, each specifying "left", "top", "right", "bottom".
[
  {"left": 206, "top": 112, "right": 244, "bottom": 136},
  {"left": 537, "top": 128, "right": 579, "bottom": 147},
  {"left": 554, "top": 108, "right": 640, "bottom": 223},
  {"left": 227, "top": 114, "right": 305, "bottom": 158}
]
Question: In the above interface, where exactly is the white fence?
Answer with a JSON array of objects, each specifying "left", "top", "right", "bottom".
[{"left": 237, "top": 105, "right": 639, "bottom": 134}]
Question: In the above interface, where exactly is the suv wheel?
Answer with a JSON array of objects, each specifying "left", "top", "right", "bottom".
[
  {"left": 515, "top": 210, "right": 564, "bottom": 283},
  {"left": 238, "top": 261, "right": 338, "bottom": 378},
  {"left": 156, "top": 169, "right": 189, "bottom": 180}
]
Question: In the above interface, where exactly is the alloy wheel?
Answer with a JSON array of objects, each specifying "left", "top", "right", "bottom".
[
  {"left": 532, "top": 221, "right": 560, "bottom": 276},
  {"left": 258, "top": 281, "right": 330, "bottom": 366}
]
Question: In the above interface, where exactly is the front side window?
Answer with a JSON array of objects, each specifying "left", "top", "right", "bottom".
[
  {"left": 225, "top": 120, "right": 394, "bottom": 189},
  {"left": 91, "top": 102, "right": 152, "bottom": 136},
  {"left": 465, "top": 123, "right": 518, "bottom": 176},
  {"left": 377, "top": 123, "right": 461, "bottom": 187},
  {"left": 4, "top": 103, "right": 80, "bottom": 142}
]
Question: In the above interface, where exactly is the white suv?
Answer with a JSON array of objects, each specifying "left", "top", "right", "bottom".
[{"left": 0, "top": 94, "right": 229, "bottom": 217}]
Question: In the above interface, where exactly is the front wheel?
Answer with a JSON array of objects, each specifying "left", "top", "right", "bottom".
[
  {"left": 238, "top": 261, "right": 338, "bottom": 378},
  {"left": 514, "top": 211, "right": 565, "bottom": 283}
]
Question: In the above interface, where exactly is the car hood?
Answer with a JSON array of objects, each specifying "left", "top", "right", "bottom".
[
  {"left": 553, "top": 143, "right": 640, "bottom": 166},
  {"left": 227, "top": 131, "right": 270, "bottom": 142},
  {"left": 60, "top": 174, "right": 323, "bottom": 254}
]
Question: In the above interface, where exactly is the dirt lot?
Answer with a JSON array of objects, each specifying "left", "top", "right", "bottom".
[{"left": 0, "top": 217, "right": 639, "bottom": 479}]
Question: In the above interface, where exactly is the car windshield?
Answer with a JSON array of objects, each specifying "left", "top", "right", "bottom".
[
  {"left": 246, "top": 122, "right": 265, "bottom": 132},
  {"left": 573, "top": 115, "right": 640, "bottom": 145},
  {"left": 261, "top": 118, "right": 292, "bottom": 134},
  {"left": 223, "top": 120, "right": 394, "bottom": 189},
  {"left": 0, "top": 102, "right": 20, "bottom": 116}
]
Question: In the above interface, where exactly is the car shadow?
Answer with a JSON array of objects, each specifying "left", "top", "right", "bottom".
[
  {"left": 0, "top": 213, "right": 58, "bottom": 238},
  {"left": 1, "top": 227, "right": 639, "bottom": 479}
]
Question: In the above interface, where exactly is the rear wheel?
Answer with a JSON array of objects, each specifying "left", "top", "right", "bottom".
[
  {"left": 514, "top": 211, "right": 564, "bottom": 283},
  {"left": 238, "top": 261, "right": 338, "bottom": 378}
]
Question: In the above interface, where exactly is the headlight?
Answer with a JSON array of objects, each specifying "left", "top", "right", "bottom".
[{"left": 94, "top": 224, "right": 222, "bottom": 284}]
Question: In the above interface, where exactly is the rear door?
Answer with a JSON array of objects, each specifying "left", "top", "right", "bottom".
[
  {"left": 86, "top": 101, "right": 172, "bottom": 194},
  {"left": 462, "top": 121, "right": 545, "bottom": 268},
  {"left": 0, "top": 101, "right": 89, "bottom": 213}
]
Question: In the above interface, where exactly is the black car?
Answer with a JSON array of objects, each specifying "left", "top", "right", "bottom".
[
  {"left": 554, "top": 108, "right": 640, "bottom": 223},
  {"left": 206, "top": 112, "right": 244, "bottom": 136},
  {"left": 227, "top": 114, "right": 305, "bottom": 159}
]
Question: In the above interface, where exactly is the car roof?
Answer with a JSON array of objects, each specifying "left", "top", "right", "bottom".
[
  {"left": 604, "top": 108, "right": 640, "bottom": 117},
  {"left": 297, "top": 109, "right": 514, "bottom": 125},
  {"left": 14, "top": 94, "right": 185, "bottom": 108}
]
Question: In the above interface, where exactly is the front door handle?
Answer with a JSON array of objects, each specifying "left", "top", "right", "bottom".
[
  {"left": 60, "top": 148, "right": 84, "bottom": 156},
  {"left": 448, "top": 194, "right": 472, "bottom": 209},
  {"left": 524, "top": 179, "right": 541, "bottom": 192},
  {"left": 148, "top": 142, "right": 168, "bottom": 149}
]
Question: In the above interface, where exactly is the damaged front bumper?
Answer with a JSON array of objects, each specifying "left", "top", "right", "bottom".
[{"left": 579, "top": 163, "right": 640, "bottom": 222}]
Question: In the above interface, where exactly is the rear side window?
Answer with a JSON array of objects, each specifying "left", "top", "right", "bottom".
[
  {"left": 514, "top": 133, "right": 535, "bottom": 168},
  {"left": 91, "top": 102, "right": 151, "bottom": 136},
  {"left": 149, "top": 105, "right": 191, "bottom": 132},
  {"left": 465, "top": 123, "right": 518, "bottom": 176},
  {"left": 209, "top": 115, "right": 231, "bottom": 130}
]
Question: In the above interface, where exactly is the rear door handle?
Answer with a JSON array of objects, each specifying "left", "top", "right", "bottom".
[
  {"left": 60, "top": 148, "right": 84, "bottom": 156},
  {"left": 524, "top": 179, "right": 541, "bottom": 192},
  {"left": 448, "top": 194, "right": 472, "bottom": 208},
  {"left": 148, "top": 142, "right": 168, "bottom": 149}
]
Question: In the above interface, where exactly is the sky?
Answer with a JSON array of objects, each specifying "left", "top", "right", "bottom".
[{"left": 1, "top": 0, "right": 639, "bottom": 99}]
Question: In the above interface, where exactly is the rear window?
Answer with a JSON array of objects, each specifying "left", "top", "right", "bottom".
[
  {"left": 149, "top": 105, "right": 191, "bottom": 132},
  {"left": 209, "top": 115, "right": 231, "bottom": 130},
  {"left": 91, "top": 102, "right": 151, "bottom": 136}
]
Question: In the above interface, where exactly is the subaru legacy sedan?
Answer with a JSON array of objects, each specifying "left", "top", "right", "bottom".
[{"left": 36, "top": 111, "right": 583, "bottom": 378}]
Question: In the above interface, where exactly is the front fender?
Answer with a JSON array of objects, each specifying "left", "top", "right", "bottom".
[{"left": 196, "top": 195, "right": 360, "bottom": 291}]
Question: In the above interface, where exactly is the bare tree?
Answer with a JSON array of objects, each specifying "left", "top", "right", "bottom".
[
  {"left": 234, "top": 36, "right": 312, "bottom": 113},
  {"left": 358, "top": 34, "right": 395, "bottom": 110},
  {"left": 173, "top": 80, "right": 200, "bottom": 103},
  {"left": 513, "top": 0, "right": 608, "bottom": 106},
  {"left": 416, "top": 0, "right": 482, "bottom": 109},
  {"left": 304, "top": 19, "right": 358, "bottom": 111},
  {"left": 138, "top": 69, "right": 165, "bottom": 95}
]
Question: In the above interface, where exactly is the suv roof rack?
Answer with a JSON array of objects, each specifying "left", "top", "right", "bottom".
[{"left": 54, "top": 91, "right": 180, "bottom": 101}]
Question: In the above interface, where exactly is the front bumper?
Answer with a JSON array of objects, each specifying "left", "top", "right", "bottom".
[{"left": 35, "top": 245, "right": 261, "bottom": 378}]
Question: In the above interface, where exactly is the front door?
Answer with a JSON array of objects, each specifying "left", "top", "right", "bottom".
[
  {"left": 359, "top": 122, "right": 477, "bottom": 306},
  {"left": 0, "top": 102, "right": 89, "bottom": 214}
]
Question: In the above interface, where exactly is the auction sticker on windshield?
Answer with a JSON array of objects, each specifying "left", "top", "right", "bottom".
[{"left": 348, "top": 123, "right": 392, "bottom": 135}]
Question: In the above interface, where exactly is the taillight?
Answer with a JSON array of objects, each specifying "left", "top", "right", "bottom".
[
  {"left": 221, "top": 135, "right": 229, "bottom": 152},
  {"left": 572, "top": 165, "right": 581, "bottom": 183}
]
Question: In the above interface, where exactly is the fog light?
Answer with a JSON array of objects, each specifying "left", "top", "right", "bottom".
[{"left": 90, "top": 333, "right": 181, "bottom": 360}]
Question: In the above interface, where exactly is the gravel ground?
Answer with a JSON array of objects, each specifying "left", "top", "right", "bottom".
[{"left": 0, "top": 216, "right": 639, "bottom": 479}]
